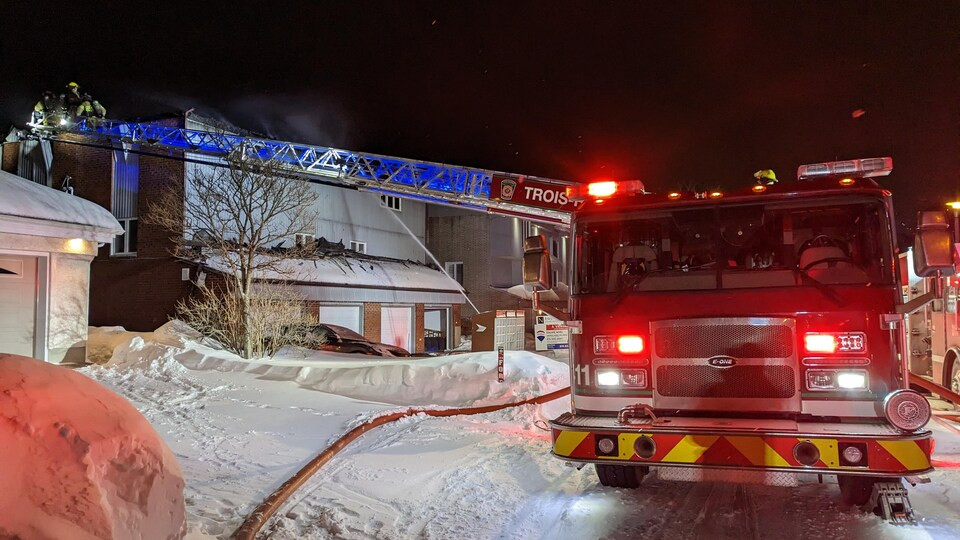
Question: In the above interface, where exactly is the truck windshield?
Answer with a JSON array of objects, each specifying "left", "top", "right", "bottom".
[{"left": 574, "top": 199, "right": 893, "bottom": 293}]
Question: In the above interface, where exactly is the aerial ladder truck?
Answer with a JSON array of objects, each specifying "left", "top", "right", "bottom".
[{"left": 21, "top": 117, "right": 959, "bottom": 523}]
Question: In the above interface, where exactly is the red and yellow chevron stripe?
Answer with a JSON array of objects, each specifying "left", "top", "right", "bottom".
[{"left": 553, "top": 429, "right": 933, "bottom": 474}]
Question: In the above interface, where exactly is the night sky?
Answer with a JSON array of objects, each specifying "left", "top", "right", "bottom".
[{"left": 2, "top": 2, "right": 957, "bottom": 223}]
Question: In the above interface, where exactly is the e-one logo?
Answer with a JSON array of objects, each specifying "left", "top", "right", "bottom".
[{"left": 707, "top": 356, "right": 737, "bottom": 368}]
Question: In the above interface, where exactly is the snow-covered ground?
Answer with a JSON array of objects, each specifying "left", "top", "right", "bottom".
[{"left": 80, "top": 324, "right": 960, "bottom": 539}]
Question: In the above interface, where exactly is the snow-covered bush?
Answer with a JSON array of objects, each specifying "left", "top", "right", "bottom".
[{"left": 175, "top": 282, "right": 317, "bottom": 358}]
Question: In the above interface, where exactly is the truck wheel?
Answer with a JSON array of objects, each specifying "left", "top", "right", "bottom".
[
  {"left": 837, "top": 476, "right": 875, "bottom": 506},
  {"left": 951, "top": 360, "right": 960, "bottom": 396},
  {"left": 595, "top": 464, "right": 647, "bottom": 488}
]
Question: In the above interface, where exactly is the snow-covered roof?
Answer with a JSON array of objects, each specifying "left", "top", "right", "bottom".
[
  {"left": 0, "top": 170, "right": 123, "bottom": 242},
  {"left": 203, "top": 254, "right": 465, "bottom": 293}
]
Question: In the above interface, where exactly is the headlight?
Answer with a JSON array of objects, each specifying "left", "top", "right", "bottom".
[
  {"left": 597, "top": 370, "right": 620, "bottom": 386},
  {"left": 806, "top": 369, "right": 867, "bottom": 391},
  {"left": 595, "top": 369, "right": 647, "bottom": 388},
  {"left": 883, "top": 389, "right": 931, "bottom": 432},
  {"left": 836, "top": 371, "right": 867, "bottom": 389}
]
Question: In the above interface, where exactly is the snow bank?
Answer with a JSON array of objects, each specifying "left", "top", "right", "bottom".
[
  {"left": 0, "top": 169, "right": 122, "bottom": 234},
  {"left": 94, "top": 322, "right": 568, "bottom": 407},
  {"left": 0, "top": 354, "right": 185, "bottom": 539}
]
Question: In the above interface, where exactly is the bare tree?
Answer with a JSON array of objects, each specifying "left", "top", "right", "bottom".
[{"left": 149, "top": 148, "right": 320, "bottom": 358}]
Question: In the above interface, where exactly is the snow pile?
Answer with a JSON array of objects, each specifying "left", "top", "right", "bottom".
[
  {"left": 203, "top": 253, "right": 464, "bottom": 293},
  {"left": 0, "top": 169, "right": 122, "bottom": 234},
  {"left": 94, "top": 322, "right": 568, "bottom": 407},
  {"left": 0, "top": 354, "right": 185, "bottom": 539}
]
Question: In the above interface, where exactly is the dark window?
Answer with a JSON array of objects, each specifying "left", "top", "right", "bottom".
[
  {"left": 112, "top": 218, "right": 138, "bottom": 256},
  {"left": 380, "top": 195, "right": 402, "bottom": 211},
  {"left": 445, "top": 262, "right": 464, "bottom": 285}
]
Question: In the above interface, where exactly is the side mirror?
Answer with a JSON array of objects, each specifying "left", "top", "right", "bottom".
[
  {"left": 523, "top": 235, "right": 554, "bottom": 290},
  {"left": 913, "top": 211, "right": 955, "bottom": 277}
]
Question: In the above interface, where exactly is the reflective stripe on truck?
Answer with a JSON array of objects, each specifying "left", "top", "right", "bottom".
[{"left": 552, "top": 428, "right": 932, "bottom": 475}]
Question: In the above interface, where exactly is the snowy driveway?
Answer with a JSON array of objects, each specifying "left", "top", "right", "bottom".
[{"left": 80, "top": 326, "right": 960, "bottom": 539}]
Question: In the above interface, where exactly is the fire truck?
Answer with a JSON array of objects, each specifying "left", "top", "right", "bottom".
[
  {"left": 523, "top": 157, "right": 957, "bottom": 521},
  {"left": 901, "top": 241, "right": 960, "bottom": 397}
]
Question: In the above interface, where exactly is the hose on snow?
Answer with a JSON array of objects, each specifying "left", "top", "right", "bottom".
[{"left": 231, "top": 386, "right": 571, "bottom": 540}]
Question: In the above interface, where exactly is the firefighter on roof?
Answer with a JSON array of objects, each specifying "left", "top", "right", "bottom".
[
  {"left": 65, "top": 82, "right": 82, "bottom": 108},
  {"left": 33, "top": 91, "right": 57, "bottom": 124},
  {"left": 76, "top": 94, "right": 95, "bottom": 117},
  {"left": 753, "top": 169, "right": 778, "bottom": 185}
]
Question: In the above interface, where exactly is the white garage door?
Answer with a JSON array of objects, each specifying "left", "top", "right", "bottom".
[
  {"left": 0, "top": 256, "right": 37, "bottom": 357},
  {"left": 381, "top": 306, "right": 412, "bottom": 351},
  {"left": 317, "top": 305, "right": 362, "bottom": 334}
]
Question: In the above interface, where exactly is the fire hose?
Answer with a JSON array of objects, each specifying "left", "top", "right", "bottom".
[{"left": 231, "top": 386, "right": 571, "bottom": 540}]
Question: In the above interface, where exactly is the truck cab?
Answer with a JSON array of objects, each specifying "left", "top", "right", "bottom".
[{"left": 526, "top": 158, "right": 956, "bottom": 510}]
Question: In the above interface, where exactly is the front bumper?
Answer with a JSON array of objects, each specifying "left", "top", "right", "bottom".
[{"left": 551, "top": 413, "right": 933, "bottom": 477}]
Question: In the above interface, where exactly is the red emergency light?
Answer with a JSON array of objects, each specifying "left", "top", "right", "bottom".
[
  {"left": 587, "top": 181, "right": 618, "bottom": 197},
  {"left": 804, "top": 334, "right": 837, "bottom": 354},
  {"left": 567, "top": 180, "right": 646, "bottom": 202},
  {"left": 617, "top": 335, "right": 645, "bottom": 354}
]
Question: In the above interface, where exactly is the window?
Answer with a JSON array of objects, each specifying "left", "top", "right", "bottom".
[
  {"left": 551, "top": 238, "right": 561, "bottom": 258},
  {"left": 553, "top": 269, "right": 561, "bottom": 286},
  {"left": 112, "top": 146, "right": 139, "bottom": 219},
  {"left": 111, "top": 145, "right": 139, "bottom": 257},
  {"left": 380, "top": 195, "right": 402, "bottom": 212},
  {"left": 350, "top": 241, "right": 367, "bottom": 254},
  {"left": 575, "top": 200, "right": 893, "bottom": 294},
  {"left": 445, "top": 261, "right": 464, "bottom": 285},
  {"left": 112, "top": 218, "right": 138, "bottom": 256},
  {"left": 295, "top": 233, "right": 315, "bottom": 247}
]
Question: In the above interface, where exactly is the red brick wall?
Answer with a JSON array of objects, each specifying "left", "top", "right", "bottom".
[
  {"left": 426, "top": 213, "right": 527, "bottom": 313},
  {"left": 137, "top": 152, "right": 184, "bottom": 258},
  {"left": 363, "top": 302, "right": 381, "bottom": 342},
  {"left": 89, "top": 258, "right": 193, "bottom": 331},
  {"left": 450, "top": 303, "right": 463, "bottom": 347},
  {"left": 414, "top": 303, "right": 425, "bottom": 353},
  {"left": 306, "top": 301, "right": 321, "bottom": 322}
]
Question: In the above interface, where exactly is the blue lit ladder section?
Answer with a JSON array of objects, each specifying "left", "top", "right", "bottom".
[{"left": 44, "top": 119, "right": 573, "bottom": 225}]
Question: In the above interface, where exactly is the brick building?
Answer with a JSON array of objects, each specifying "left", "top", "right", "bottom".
[
  {"left": 1, "top": 112, "right": 464, "bottom": 353},
  {"left": 426, "top": 206, "right": 569, "bottom": 316}
]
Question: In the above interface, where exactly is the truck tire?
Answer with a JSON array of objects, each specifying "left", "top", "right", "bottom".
[
  {"left": 837, "top": 476, "right": 875, "bottom": 506},
  {"left": 951, "top": 359, "right": 960, "bottom": 395},
  {"left": 595, "top": 464, "right": 647, "bottom": 488}
]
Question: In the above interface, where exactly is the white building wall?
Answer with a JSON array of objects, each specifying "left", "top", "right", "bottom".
[
  {"left": 0, "top": 231, "right": 98, "bottom": 364},
  {"left": 310, "top": 185, "right": 426, "bottom": 262}
]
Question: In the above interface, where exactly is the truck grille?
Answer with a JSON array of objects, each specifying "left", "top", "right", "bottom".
[
  {"left": 656, "top": 365, "right": 795, "bottom": 398},
  {"left": 654, "top": 324, "right": 793, "bottom": 359},
  {"left": 651, "top": 317, "right": 800, "bottom": 412}
]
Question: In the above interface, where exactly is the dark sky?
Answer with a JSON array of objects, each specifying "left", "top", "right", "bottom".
[{"left": 2, "top": 2, "right": 958, "bottom": 221}]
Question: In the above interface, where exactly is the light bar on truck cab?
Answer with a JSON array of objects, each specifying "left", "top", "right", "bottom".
[
  {"left": 567, "top": 180, "right": 646, "bottom": 202},
  {"left": 797, "top": 157, "right": 892, "bottom": 180}
]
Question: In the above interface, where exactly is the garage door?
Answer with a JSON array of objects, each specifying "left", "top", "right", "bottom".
[
  {"left": 381, "top": 306, "right": 412, "bottom": 351},
  {"left": 0, "top": 256, "right": 37, "bottom": 357},
  {"left": 317, "top": 305, "right": 362, "bottom": 334}
]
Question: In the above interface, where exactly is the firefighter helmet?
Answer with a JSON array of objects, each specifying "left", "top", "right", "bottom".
[
  {"left": 753, "top": 169, "right": 778, "bottom": 185},
  {"left": 67, "top": 82, "right": 79, "bottom": 88}
]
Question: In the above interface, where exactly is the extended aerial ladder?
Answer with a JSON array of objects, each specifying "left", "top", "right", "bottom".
[{"left": 24, "top": 118, "right": 576, "bottom": 226}]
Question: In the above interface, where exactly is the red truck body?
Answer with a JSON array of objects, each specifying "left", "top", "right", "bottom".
[{"left": 546, "top": 162, "right": 938, "bottom": 498}]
